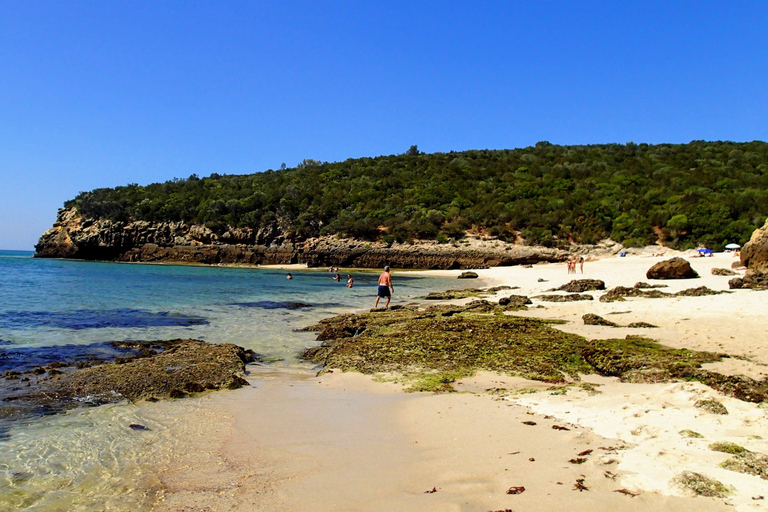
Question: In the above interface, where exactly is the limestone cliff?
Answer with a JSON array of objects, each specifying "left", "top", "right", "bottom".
[{"left": 35, "top": 208, "right": 573, "bottom": 269}]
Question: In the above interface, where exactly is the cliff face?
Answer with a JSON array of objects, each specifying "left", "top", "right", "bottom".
[{"left": 35, "top": 208, "right": 571, "bottom": 269}]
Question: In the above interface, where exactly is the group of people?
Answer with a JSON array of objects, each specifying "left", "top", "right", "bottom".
[
  {"left": 566, "top": 256, "right": 585, "bottom": 274},
  {"left": 286, "top": 266, "right": 395, "bottom": 308}
]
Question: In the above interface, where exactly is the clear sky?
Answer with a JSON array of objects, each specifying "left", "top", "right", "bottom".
[{"left": 1, "top": 1, "right": 766, "bottom": 250}]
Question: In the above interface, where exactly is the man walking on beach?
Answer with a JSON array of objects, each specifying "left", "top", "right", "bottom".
[{"left": 374, "top": 266, "right": 394, "bottom": 309}]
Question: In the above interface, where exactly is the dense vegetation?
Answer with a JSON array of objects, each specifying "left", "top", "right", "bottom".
[{"left": 66, "top": 141, "right": 768, "bottom": 250}]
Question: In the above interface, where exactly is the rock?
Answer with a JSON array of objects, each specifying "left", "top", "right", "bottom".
[
  {"left": 712, "top": 268, "right": 737, "bottom": 276},
  {"left": 582, "top": 314, "right": 618, "bottom": 327},
  {"left": 675, "top": 286, "right": 726, "bottom": 297},
  {"left": 694, "top": 398, "right": 728, "bottom": 415},
  {"left": 720, "top": 451, "right": 768, "bottom": 480},
  {"left": 736, "top": 218, "right": 768, "bottom": 289},
  {"left": 729, "top": 277, "right": 744, "bottom": 289},
  {"left": 646, "top": 257, "right": 699, "bottom": 280},
  {"left": 671, "top": 471, "right": 732, "bottom": 497},
  {"left": 457, "top": 271, "right": 478, "bottom": 279},
  {"left": 13, "top": 339, "right": 255, "bottom": 409},
  {"left": 498, "top": 295, "right": 532, "bottom": 307},
  {"left": 626, "top": 322, "right": 658, "bottom": 328},
  {"left": 534, "top": 294, "right": 593, "bottom": 302},
  {"left": 634, "top": 282, "right": 667, "bottom": 289},
  {"left": 600, "top": 285, "right": 724, "bottom": 302},
  {"left": 551, "top": 279, "right": 605, "bottom": 292}
]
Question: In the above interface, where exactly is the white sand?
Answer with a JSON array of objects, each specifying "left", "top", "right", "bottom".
[{"left": 152, "top": 252, "right": 767, "bottom": 512}]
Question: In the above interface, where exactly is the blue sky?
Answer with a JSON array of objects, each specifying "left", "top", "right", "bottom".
[{"left": 1, "top": 1, "right": 766, "bottom": 250}]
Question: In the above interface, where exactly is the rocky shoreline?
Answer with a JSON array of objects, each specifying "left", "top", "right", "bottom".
[
  {"left": 1, "top": 339, "right": 256, "bottom": 426},
  {"left": 34, "top": 207, "right": 616, "bottom": 269}
]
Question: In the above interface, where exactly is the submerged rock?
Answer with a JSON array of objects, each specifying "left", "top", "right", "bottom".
[
  {"left": 6, "top": 339, "right": 256, "bottom": 412},
  {"left": 646, "top": 257, "right": 699, "bottom": 280}
]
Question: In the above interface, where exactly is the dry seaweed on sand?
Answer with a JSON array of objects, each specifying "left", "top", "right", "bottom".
[{"left": 302, "top": 304, "right": 768, "bottom": 400}]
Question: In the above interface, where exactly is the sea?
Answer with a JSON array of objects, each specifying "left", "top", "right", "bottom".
[{"left": 0, "top": 250, "right": 460, "bottom": 511}]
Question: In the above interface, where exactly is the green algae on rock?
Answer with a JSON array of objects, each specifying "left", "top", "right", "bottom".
[
  {"left": 20, "top": 339, "right": 255, "bottom": 404},
  {"left": 719, "top": 451, "right": 768, "bottom": 480},
  {"left": 709, "top": 441, "right": 746, "bottom": 454},
  {"left": 423, "top": 286, "right": 513, "bottom": 300},
  {"left": 671, "top": 471, "right": 732, "bottom": 497},
  {"left": 300, "top": 304, "right": 751, "bottom": 394}
]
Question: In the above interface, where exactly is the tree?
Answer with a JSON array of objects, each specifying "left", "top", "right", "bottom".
[{"left": 405, "top": 145, "right": 420, "bottom": 156}]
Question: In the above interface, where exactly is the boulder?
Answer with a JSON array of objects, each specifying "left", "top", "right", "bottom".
[
  {"left": 736, "top": 218, "right": 768, "bottom": 289},
  {"left": 646, "top": 257, "right": 699, "bottom": 280},
  {"left": 458, "top": 271, "right": 479, "bottom": 279},
  {"left": 711, "top": 268, "right": 737, "bottom": 276}
]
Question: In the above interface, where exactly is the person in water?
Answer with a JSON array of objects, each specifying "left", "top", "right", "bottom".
[
  {"left": 374, "top": 266, "right": 394, "bottom": 309},
  {"left": 286, "top": 273, "right": 293, "bottom": 280},
  {"left": 347, "top": 274, "right": 354, "bottom": 288},
  {"left": 334, "top": 273, "right": 341, "bottom": 282}
]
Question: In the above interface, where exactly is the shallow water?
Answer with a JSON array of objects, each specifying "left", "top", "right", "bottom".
[{"left": 0, "top": 250, "right": 460, "bottom": 510}]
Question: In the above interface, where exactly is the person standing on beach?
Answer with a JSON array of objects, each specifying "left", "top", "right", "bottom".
[
  {"left": 579, "top": 256, "right": 584, "bottom": 274},
  {"left": 374, "top": 266, "right": 394, "bottom": 309}
]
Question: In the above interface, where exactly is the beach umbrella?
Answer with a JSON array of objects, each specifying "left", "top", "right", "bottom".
[{"left": 725, "top": 243, "right": 741, "bottom": 249}]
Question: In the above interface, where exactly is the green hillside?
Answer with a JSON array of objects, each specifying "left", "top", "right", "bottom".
[{"left": 66, "top": 141, "right": 768, "bottom": 250}]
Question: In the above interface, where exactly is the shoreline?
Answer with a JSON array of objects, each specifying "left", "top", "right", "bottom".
[{"left": 149, "top": 250, "right": 768, "bottom": 511}]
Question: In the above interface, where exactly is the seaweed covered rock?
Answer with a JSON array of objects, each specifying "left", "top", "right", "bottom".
[
  {"left": 600, "top": 286, "right": 725, "bottom": 302},
  {"left": 671, "top": 471, "right": 732, "bottom": 498},
  {"left": 582, "top": 314, "right": 618, "bottom": 327},
  {"left": 424, "top": 286, "right": 512, "bottom": 300},
  {"left": 626, "top": 321, "right": 658, "bottom": 328},
  {"left": 550, "top": 279, "right": 606, "bottom": 292},
  {"left": 646, "top": 257, "right": 699, "bottom": 280},
  {"left": 299, "top": 305, "right": 762, "bottom": 396},
  {"left": 534, "top": 293, "right": 593, "bottom": 302},
  {"left": 498, "top": 295, "right": 532, "bottom": 308},
  {"left": 720, "top": 451, "right": 768, "bottom": 480},
  {"left": 711, "top": 268, "right": 737, "bottom": 276},
  {"left": 5, "top": 340, "right": 256, "bottom": 417}
]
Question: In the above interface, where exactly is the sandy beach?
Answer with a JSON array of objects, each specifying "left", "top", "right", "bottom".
[{"left": 153, "top": 251, "right": 767, "bottom": 512}]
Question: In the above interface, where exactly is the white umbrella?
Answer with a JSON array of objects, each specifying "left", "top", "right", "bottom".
[{"left": 725, "top": 243, "right": 741, "bottom": 249}]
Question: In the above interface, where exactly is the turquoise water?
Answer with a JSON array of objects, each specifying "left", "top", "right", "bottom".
[
  {"left": 0, "top": 251, "right": 454, "bottom": 361},
  {"left": 0, "top": 250, "right": 460, "bottom": 511}
]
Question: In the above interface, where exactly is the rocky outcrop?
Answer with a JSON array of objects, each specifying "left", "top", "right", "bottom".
[
  {"left": 35, "top": 208, "right": 569, "bottom": 269},
  {"left": 731, "top": 218, "right": 768, "bottom": 289},
  {"left": 646, "top": 257, "right": 699, "bottom": 280}
]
